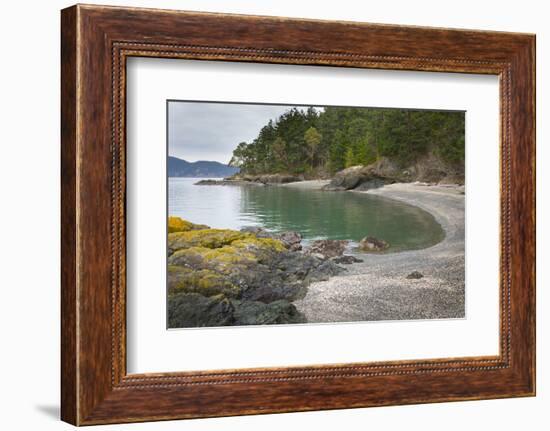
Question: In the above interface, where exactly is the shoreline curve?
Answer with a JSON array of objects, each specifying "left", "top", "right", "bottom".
[{"left": 292, "top": 182, "right": 466, "bottom": 323}]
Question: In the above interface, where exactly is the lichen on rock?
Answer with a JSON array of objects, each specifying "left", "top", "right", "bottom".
[
  {"left": 168, "top": 216, "right": 209, "bottom": 233},
  {"left": 168, "top": 265, "right": 241, "bottom": 298},
  {"left": 168, "top": 228, "right": 249, "bottom": 251},
  {"left": 166, "top": 217, "right": 345, "bottom": 328}
]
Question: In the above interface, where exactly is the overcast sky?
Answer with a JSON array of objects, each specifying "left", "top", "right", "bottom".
[{"left": 168, "top": 101, "right": 316, "bottom": 164}]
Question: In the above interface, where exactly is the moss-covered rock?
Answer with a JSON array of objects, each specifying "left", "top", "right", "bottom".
[
  {"left": 166, "top": 216, "right": 345, "bottom": 329},
  {"left": 168, "top": 216, "right": 209, "bottom": 233},
  {"left": 168, "top": 265, "right": 241, "bottom": 298},
  {"left": 168, "top": 245, "right": 258, "bottom": 272},
  {"left": 231, "top": 236, "right": 286, "bottom": 253},
  {"left": 168, "top": 228, "right": 248, "bottom": 251}
]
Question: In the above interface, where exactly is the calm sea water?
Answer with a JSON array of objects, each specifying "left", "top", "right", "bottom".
[{"left": 168, "top": 178, "right": 444, "bottom": 252}]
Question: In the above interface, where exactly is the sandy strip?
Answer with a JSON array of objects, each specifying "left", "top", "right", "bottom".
[{"left": 293, "top": 182, "right": 465, "bottom": 323}]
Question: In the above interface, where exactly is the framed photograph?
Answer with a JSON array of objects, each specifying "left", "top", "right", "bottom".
[{"left": 61, "top": 4, "right": 535, "bottom": 425}]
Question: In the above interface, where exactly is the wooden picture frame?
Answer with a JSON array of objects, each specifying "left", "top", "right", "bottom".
[{"left": 61, "top": 4, "right": 535, "bottom": 425}]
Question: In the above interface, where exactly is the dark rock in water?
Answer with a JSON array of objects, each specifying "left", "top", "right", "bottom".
[
  {"left": 168, "top": 292, "right": 235, "bottom": 327},
  {"left": 332, "top": 255, "right": 364, "bottom": 265},
  {"left": 359, "top": 236, "right": 390, "bottom": 252},
  {"left": 406, "top": 271, "right": 424, "bottom": 279},
  {"left": 194, "top": 179, "right": 225, "bottom": 185},
  {"left": 194, "top": 179, "right": 259, "bottom": 186},
  {"left": 306, "top": 239, "right": 349, "bottom": 258},
  {"left": 234, "top": 174, "right": 302, "bottom": 184},
  {"left": 232, "top": 299, "right": 306, "bottom": 325}
]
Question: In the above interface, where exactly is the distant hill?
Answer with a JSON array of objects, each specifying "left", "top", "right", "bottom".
[{"left": 168, "top": 156, "right": 240, "bottom": 178}]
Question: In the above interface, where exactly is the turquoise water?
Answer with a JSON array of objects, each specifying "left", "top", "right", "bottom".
[{"left": 168, "top": 178, "right": 444, "bottom": 252}]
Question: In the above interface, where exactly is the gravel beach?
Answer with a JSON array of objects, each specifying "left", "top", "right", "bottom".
[{"left": 292, "top": 182, "right": 466, "bottom": 323}]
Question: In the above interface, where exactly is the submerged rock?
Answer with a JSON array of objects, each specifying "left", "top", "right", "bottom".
[
  {"left": 332, "top": 255, "right": 364, "bottom": 265},
  {"left": 406, "top": 271, "right": 424, "bottom": 279},
  {"left": 305, "top": 239, "right": 349, "bottom": 259},
  {"left": 359, "top": 236, "right": 390, "bottom": 252}
]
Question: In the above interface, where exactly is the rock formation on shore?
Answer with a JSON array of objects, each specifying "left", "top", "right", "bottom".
[
  {"left": 323, "top": 156, "right": 464, "bottom": 191},
  {"left": 167, "top": 217, "right": 344, "bottom": 328}
]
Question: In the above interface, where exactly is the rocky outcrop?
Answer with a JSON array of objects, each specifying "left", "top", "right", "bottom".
[
  {"left": 168, "top": 216, "right": 209, "bottom": 233},
  {"left": 232, "top": 299, "right": 307, "bottom": 325},
  {"left": 195, "top": 174, "right": 303, "bottom": 186},
  {"left": 168, "top": 292, "right": 235, "bottom": 328},
  {"left": 228, "top": 173, "right": 303, "bottom": 184},
  {"left": 323, "top": 161, "right": 396, "bottom": 191},
  {"left": 258, "top": 174, "right": 302, "bottom": 184},
  {"left": 167, "top": 217, "right": 344, "bottom": 328},
  {"left": 359, "top": 236, "right": 390, "bottom": 252},
  {"left": 305, "top": 239, "right": 349, "bottom": 259},
  {"left": 240, "top": 226, "right": 302, "bottom": 251},
  {"left": 167, "top": 292, "right": 308, "bottom": 328},
  {"left": 194, "top": 179, "right": 261, "bottom": 186},
  {"left": 323, "top": 155, "right": 464, "bottom": 191}
]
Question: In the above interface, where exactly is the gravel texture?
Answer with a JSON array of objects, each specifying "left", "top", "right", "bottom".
[{"left": 294, "top": 182, "right": 465, "bottom": 323}]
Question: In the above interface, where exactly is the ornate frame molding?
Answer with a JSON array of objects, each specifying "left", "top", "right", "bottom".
[{"left": 61, "top": 5, "right": 535, "bottom": 425}]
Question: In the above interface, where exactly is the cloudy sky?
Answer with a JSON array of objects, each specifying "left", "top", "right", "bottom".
[{"left": 168, "top": 101, "right": 316, "bottom": 164}]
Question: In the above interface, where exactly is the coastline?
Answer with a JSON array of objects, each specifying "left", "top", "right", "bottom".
[{"left": 292, "top": 182, "right": 466, "bottom": 323}]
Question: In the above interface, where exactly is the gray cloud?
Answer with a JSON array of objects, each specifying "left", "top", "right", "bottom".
[{"left": 168, "top": 101, "right": 314, "bottom": 164}]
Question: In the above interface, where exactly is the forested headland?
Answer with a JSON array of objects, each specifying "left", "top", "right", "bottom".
[{"left": 228, "top": 106, "right": 465, "bottom": 179}]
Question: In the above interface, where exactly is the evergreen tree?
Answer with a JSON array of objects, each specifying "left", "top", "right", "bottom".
[
  {"left": 230, "top": 106, "right": 464, "bottom": 176},
  {"left": 344, "top": 147, "right": 355, "bottom": 168},
  {"left": 304, "top": 126, "right": 322, "bottom": 169}
]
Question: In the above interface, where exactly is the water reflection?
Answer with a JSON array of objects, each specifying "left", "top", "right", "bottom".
[{"left": 168, "top": 178, "right": 444, "bottom": 252}]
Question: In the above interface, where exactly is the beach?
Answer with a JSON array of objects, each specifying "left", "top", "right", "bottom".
[{"left": 291, "top": 181, "right": 466, "bottom": 322}]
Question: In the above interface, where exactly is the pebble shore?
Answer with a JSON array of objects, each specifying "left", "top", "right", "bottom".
[{"left": 292, "top": 182, "right": 466, "bottom": 323}]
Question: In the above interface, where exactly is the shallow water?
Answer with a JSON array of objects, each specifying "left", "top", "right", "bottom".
[{"left": 168, "top": 178, "right": 445, "bottom": 252}]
